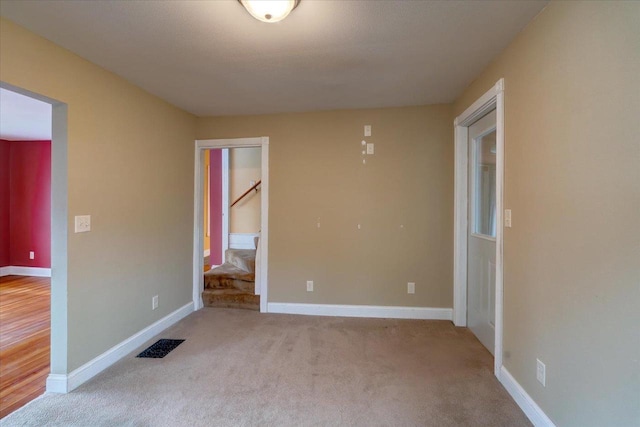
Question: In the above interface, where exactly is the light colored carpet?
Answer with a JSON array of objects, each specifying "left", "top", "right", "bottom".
[{"left": 1, "top": 308, "right": 531, "bottom": 426}]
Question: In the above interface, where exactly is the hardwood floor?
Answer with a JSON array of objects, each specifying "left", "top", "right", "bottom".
[{"left": 0, "top": 275, "right": 50, "bottom": 419}]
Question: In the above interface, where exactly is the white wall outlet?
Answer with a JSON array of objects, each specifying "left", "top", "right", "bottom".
[
  {"left": 74, "top": 215, "right": 91, "bottom": 233},
  {"left": 306, "top": 281, "right": 314, "bottom": 292},
  {"left": 366, "top": 143, "right": 374, "bottom": 155},
  {"left": 364, "top": 125, "right": 371, "bottom": 137},
  {"left": 408, "top": 282, "right": 415, "bottom": 294},
  {"left": 29, "top": 251, "right": 35, "bottom": 260},
  {"left": 152, "top": 295, "right": 159, "bottom": 310},
  {"left": 505, "top": 209, "right": 512, "bottom": 228},
  {"left": 536, "top": 358, "right": 546, "bottom": 386}
]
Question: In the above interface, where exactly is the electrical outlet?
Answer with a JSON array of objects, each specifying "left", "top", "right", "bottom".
[
  {"left": 306, "top": 281, "right": 313, "bottom": 292},
  {"left": 29, "top": 251, "right": 35, "bottom": 260},
  {"left": 536, "top": 358, "right": 546, "bottom": 386},
  {"left": 366, "top": 143, "right": 374, "bottom": 155},
  {"left": 152, "top": 295, "right": 159, "bottom": 310},
  {"left": 408, "top": 282, "right": 415, "bottom": 294}
]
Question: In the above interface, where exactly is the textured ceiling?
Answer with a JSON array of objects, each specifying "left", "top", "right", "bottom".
[{"left": 0, "top": 0, "right": 547, "bottom": 116}]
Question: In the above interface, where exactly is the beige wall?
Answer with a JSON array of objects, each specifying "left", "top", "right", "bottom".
[
  {"left": 230, "top": 147, "right": 261, "bottom": 234},
  {"left": 197, "top": 105, "right": 454, "bottom": 307},
  {"left": 454, "top": 2, "right": 640, "bottom": 426},
  {"left": 0, "top": 18, "right": 196, "bottom": 372}
]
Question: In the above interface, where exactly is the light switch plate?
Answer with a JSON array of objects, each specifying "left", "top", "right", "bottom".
[
  {"left": 505, "top": 209, "right": 512, "bottom": 228},
  {"left": 366, "top": 143, "right": 374, "bottom": 155},
  {"left": 364, "top": 125, "right": 371, "bottom": 137},
  {"left": 75, "top": 215, "right": 91, "bottom": 233},
  {"left": 408, "top": 282, "right": 415, "bottom": 294}
]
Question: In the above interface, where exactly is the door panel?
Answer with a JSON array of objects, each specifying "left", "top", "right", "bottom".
[{"left": 468, "top": 110, "right": 497, "bottom": 355}]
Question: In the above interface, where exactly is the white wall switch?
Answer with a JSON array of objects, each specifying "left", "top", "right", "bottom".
[
  {"left": 536, "top": 358, "right": 546, "bottom": 386},
  {"left": 505, "top": 209, "right": 512, "bottom": 228},
  {"left": 74, "top": 215, "right": 91, "bottom": 233},
  {"left": 408, "top": 282, "right": 415, "bottom": 294},
  {"left": 364, "top": 125, "right": 371, "bottom": 137},
  {"left": 29, "top": 251, "right": 35, "bottom": 260},
  {"left": 366, "top": 143, "right": 374, "bottom": 155},
  {"left": 306, "top": 280, "right": 314, "bottom": 292},
  {"left": 152, "top": 295, "right": 159, "bottom": 310}
]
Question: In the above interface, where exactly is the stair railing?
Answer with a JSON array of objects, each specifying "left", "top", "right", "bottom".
[{"left": 230, "top": 180, "right": 262, "bottom": 207}]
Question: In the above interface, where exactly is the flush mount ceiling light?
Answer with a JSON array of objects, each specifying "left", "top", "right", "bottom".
[{"left": 238, "top": 0, "right": 300, "bottom": 23}]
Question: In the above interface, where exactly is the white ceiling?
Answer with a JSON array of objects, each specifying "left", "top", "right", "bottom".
[
  {"left": 0, "top": 88, "right": 52, "bottom": 141},
  {"left": 0, "top": 0, "right": 547, "bottom": 117}
]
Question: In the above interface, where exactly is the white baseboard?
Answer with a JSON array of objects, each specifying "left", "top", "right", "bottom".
[
  {"left": 203, "top": 249, "right": 210, "bottom": 257},
  {"left": 229, "top": 233, "right": 259, "bottom": 250},
  {"left": 267, "top": 302, "right": 452, "bottom": 320},
  {"left": 46, "top": 301, "right": 194, "bottom": 394},
  {"left": 0, "top": 266, "right": 51, "bottom": 277},
  {"left": 500, "top": 366, "right": 556, "bottom": 427}
]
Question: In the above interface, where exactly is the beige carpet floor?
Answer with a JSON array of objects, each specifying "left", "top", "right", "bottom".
[{"left": 1, "top": 308, "right": 531, "bottom": 426}]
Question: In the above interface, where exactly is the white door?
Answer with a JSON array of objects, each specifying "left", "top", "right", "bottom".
[{"left": 467, "top": 109, "right": 497, "bottom": 355}]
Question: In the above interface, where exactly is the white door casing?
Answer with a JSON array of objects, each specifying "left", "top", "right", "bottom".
[
  {"left": 193, "top": 137, "right": 269, "bottom": 313},
  {"left": 453, "top": 79, "right": 504, "bottom": 377}
]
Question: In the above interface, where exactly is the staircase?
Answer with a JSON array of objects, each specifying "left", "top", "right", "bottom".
[{"left": 202, "top": 249, "right": 259, "bottom": 310}]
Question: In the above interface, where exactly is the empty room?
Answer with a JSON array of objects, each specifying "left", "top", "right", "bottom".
[{"left": 0, "top": 1, "right": 637, "bottom": 426}]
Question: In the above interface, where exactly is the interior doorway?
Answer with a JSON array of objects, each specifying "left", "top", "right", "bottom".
[
  {"left": 0, "top": 82, "right": 68, "bottom": 403},
  {"left": 193, "top": 137, "right": 269, "bottom": 313},
  {"left": 453, "top": 79, "right": 505, "bottom": 377}
]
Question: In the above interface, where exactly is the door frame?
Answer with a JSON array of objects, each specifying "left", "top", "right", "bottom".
[
  {"left": 193, "top": 137, "right": 269, "bottom": 313},
  {"left": 221, "top": 148, "right": 230, "bottom": 260},
  {"left": 453, "top": 78, "right": 505, "bottom": 377},
  {"left": 1, "top": 81, "right": 70, "bottom": 390}
]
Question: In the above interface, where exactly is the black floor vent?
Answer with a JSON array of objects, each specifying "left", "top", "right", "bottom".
[{"left": 137, "top": 339, "right": 185, "bottom": 358}]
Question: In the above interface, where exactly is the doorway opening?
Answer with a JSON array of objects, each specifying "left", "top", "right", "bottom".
[
  {"left": 193, "top": 137, "right": 269, "bottom": 313},
  {"left": 453, "top": 79, "right": 504, "bottom": 377},
  {"left": 0, "top": 83, "right": 68, "bottom": 413}
]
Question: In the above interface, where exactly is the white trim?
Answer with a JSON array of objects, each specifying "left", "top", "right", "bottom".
[
  {"left": 194, "top": 137, "right": 269, "bottom": 313},
  {"left": 229, "top": 233, "right": 259, "bottom": 249},
  {"left": 268, "top": 303, "right": 452, "bottom": 320},
  {"left": 221, "top": 148, "right": 230, "bottom": 260},
  {"left": 0, "top": 266, "right": 52, "bottom": 277},
  {"left": 203, "top": 249, "right": 210, "bottom": 258},
  {"left": 45, "top": 374, "right": 68, "bottom": 393},
  {"left": 46, "top": 302, "right": 193, "bottom": 393},
  {"left": 453, "top": 78, "right": 505, "bottom": 377},
  {"left": 1, "top": 82, "right": 69, "bottom": 387},
  {"left": 500, "top": 366, "right": 556, "bottom": 427}
]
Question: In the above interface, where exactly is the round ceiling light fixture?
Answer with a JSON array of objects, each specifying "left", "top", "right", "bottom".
[{"left": 238, "top": 0, "right": 300, "bottom": 23}]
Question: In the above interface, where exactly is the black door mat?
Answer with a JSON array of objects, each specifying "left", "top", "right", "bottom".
[{"left": 137, "top": 339, "right": 185, "bottom": 358}]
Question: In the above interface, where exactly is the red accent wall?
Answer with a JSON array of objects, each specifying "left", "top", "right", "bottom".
[
  {"left": 0, "top": 140, "right": 10, "bottom": 267},
  {"left": 210, "top": 149, "right": 223, "bottom": 265},
  {"left": 3, "top": 140, "right": 51, "bottom": 268}
]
